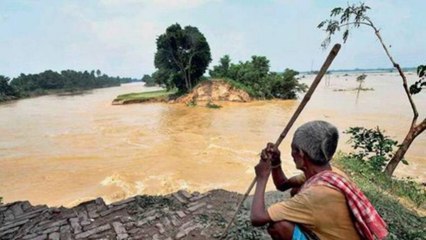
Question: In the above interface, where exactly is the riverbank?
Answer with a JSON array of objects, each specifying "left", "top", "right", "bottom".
[
  {"left": 112, "top": 90, "right": 176, "bottom": 105},
  {"left": 1, "top": 160, "right": 424, "bottom": 239},
  {"left": 111, "top": 79, "right": 251, "bottom": 106}
]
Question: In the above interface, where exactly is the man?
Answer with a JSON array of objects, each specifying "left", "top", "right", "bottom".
[{"left": 250, "top": 120, "right": 387, "bottom": 240}]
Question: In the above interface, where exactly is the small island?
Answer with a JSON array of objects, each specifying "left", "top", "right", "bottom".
[{"left": 111, "top": 24, "right": 306, "bottom": 107}]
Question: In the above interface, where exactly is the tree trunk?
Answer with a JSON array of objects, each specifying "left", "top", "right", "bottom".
[
  {"left": 384, "top": 118, "right": 426, "bottom": 176},
  {"left": 183, "top": 71, "right": 190, "bottom": 91}
]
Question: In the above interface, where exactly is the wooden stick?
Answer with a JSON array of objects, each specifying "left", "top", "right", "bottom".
[{"left": 221, "top": 44, "right": 341, "bottom": 238}]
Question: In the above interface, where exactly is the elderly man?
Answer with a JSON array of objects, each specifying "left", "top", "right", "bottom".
[{"left": 250, "top": 120, "right": 387, "bottom": 240}]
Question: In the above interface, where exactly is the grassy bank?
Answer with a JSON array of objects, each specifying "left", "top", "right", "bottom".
[
  {"left": 334, "top": 154, "right": 425, "bottom": 239},
  {"left": 113, "top": 89, "right": 177, "bottom": 104}
]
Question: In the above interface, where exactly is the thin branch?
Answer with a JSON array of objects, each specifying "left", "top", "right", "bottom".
[
  {"left": 338, "top": 21, "right": 373, "bottom": 28},
  {"left": 365, "top": 20, "right": 419, "bottom": 126}
]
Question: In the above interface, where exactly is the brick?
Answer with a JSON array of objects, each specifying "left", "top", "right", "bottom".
[
  {"left": 60, "top": 225, "right": 72, "bottom": 240},
  {"left": 176, "top": 211, "right": 186, "bottom": 219},
  {"left": 41, "top": 226, "right": 59, "bottom": 234},
  {"left": 77, "top": 209, "right": 91, "bottom": 226},
  {"left": 170, "top": 215, "right": 180, "bottom": 227},
  {"left": 10, "top": 203, "right": 24, "bottom": 216},
  {"left": 0, "top": 226, "right": 20, "bottom": 238},
  {"left": 111, "top": 197, "right": 136, "bottom": 206},
  {"left": 189, "top": 193, "right": 208, "bottom": 202},
  {"left": 112, "top": 221, "right": 128, "bottom": 240},
  {"left": 175, "top": 231, "right": 186, "bottom": 239},
  {"left": 22, "top": 233, "right": 38, "bottom": 239},
  {"left": 21, "top": 201, "right": 32, "bottom": 211},
  {"left": 155, "top": 223, "right": 165, "bottom": 234},
  {"left": 178, "top": 190, "right": 192, "bottom": 199},
  {"left": 28, "top": 234, "right": 47, "bottom": 240},
  {"left": 162, "top": 216, "right": 171, "bottom": 227},
  {"left": 172, "top": 193, "right": 187, "bottom": 204},
  {"left": 70, "top": 217, "right": 82, "bottom": 234},
  {"left": 34, "top": 219, "right": 67, "bottom": 233},
  {"left": 181, "top": 223, "right": 202, "bottom": 235},
  {"left": 0, "top": 218, "right": 28, "bottom": 232},
  {"left": 48, "top": 232, "right": 60, "bottom": 240},
  {"left": 99, "top": 204, "right": 127, "bottom": 217},
  {"left": 187, "top": 202, "right": 206, "bottom": 212},
  {"left": 75, "top": 224, "right": 110, "bottom": 239},
  {"left": 11, "top": 207, "right": 48, "bottom": 223},
  {"left": 4, "top": 209, "right": 15, "bottom": 221}
]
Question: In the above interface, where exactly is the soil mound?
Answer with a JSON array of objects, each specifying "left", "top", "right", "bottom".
[{"left": 175, "top": 79, "right": 251, "bottom": 104}]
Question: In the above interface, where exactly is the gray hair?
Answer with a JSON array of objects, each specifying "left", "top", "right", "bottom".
[{"left": 292, "top": 120, "right": 339, "bottom": 166}]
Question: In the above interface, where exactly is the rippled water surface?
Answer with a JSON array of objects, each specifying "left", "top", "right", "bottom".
[{"left": 1, "top": 73, "right": 425, "bottom": 207}]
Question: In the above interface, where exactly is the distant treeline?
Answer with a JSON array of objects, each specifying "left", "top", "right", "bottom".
[{"left": 0, "top": 70, "right": 140, "bottom": 102}]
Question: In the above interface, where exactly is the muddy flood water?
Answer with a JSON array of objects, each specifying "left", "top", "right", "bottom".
[{"left": 1, "top": 72, "right": 425, "bottom": 207}]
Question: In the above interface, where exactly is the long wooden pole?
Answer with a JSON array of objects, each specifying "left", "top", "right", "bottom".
[{"left": 221, "top": 44, "right": 341, "bottom": 238}]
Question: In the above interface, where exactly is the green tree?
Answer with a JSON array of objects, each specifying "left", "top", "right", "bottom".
[
  {"left": 154, "top": 23, "right": 211, "bottom": 93},
  {"left": 318, "top": 3, "right": 426, "bottom": 176},
  {"left": 210, "top": 55, "right": 306, "bottom": 99},
  {"left": 142, "top": 74, "right": 156, "bottom": 87},
  {"left": 209, "top": 55, "right": 231, "bottom": 78},
  {"left": 0, "top": 75, "right": 19, "bottom": 101}
]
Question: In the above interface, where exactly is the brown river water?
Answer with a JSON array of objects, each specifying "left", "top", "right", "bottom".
[{"left": 0, "top": 73, "right": 425, "bottom": 207}]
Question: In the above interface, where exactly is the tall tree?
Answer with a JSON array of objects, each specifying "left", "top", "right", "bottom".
[
  {"left": 154, "top": 23, "right": 211, "bottom": 93},
  {"left": 318, "top": 3, "right": 426, "bottom": 176}
]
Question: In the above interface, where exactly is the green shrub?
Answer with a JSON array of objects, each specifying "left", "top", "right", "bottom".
[
  {"left": 210, "top": 55, "right": 306, "bottom": 99},
  {"left": 335, "top": 154, "right": 426, "bottom": 239},
  {"left": 345, "top": 126, "right": 400, "bottom": 172},
  {"left": 186, "top": 99, "right": 197, "bottom": 107},
  {"left": 206, "top": 101, "right": 222, "bottom": 109}
]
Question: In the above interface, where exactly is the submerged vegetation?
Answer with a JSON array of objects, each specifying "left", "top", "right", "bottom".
[{"left": 0, "top": 70, "right": 139, "bottom": 102}]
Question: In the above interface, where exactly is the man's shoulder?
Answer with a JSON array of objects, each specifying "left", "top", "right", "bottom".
[{"left": 331, "top": 166, "right": 350, "bottom": 179}]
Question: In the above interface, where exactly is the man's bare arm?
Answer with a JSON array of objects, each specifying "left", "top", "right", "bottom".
[
  {"left": 272, "top": 166, "right": 304, "bottom": 191},
  {"left": 251, "top": 154, "right": 272, "bottom": 227}
]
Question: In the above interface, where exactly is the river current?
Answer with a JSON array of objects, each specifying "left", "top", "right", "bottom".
[{"left": 0, "top": 73, "right": 424, "bottom": 207}]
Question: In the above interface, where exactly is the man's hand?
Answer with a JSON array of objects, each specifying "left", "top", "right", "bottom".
[{"left": 266, "top": 142, "right": 281, "bottom": 166}]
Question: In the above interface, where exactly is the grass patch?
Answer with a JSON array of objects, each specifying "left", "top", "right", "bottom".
[
  {"left": 206, "top": 101, "right": 222, "bottom": 109},
  {"left": 114, "top": 89, "right": 177, "bottom": 104},
  {"left": 334, "top": 153, "right": 426, "bottom": 239},
  {"left": 220, "top": 78, "right": 257, "bottom": 97}
]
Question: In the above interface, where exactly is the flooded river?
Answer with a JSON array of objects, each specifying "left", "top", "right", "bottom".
[{"left": 0, "top": 73, "right": 425, "bottom": 207}]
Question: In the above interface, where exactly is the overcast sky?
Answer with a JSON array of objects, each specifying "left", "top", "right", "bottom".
[{"left": 1, "top": 0, "right": 425, "bottom": 78}]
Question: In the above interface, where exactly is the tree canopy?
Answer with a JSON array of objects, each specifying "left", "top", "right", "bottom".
[
  {"left": 142, "top": 74, "right": 156, "bottom": 87},
  {"left": 154, "top": 23, "right": 211, "bottom": 93},
  {"left": 0, "top": 75, "right": 19, "bottom": 101},
  {"left": 209, "top": 55, "right": 306, "bottom": 99}
]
